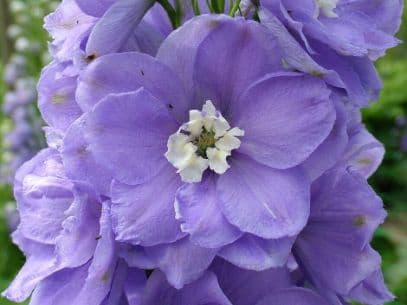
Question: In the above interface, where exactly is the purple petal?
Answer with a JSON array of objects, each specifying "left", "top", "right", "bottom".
[
  {"left": 157, "top": 15, "right": 230, "bottom": 104},
  {"left": 73, "top": 201, "right": 117, "bottom": 305},
  {"left": 45, "top": 0, "right": 95, "bottom": 61},
  {"left": 99, "top": 259, "right": 129, "bottom": 305},
  {"left": 258, "top": 8, "right": 328, "bottom": 77},
  {"left": 74, "top": 0, "right": 113, "bottom": 17},
  {"left": 322, "top": 2, "right": 401, "bottom": 59},
  {"left": 212, "top": 259, "right": 291, "bottom": 305},
  {"left": 146, "top": 238, "right": 217, "bottom": 289},
  {"left": 218, "top": 234, "right": 295, "bottom": 271},
  {"left": 118, "top": 244, "right": 156, "bottom": 270},
  {"left": 175, "top": 174, "right": 242, "bottom": 249},
  {"left": 84, "top": 89, "right": 177, "bottom": 185},
  {"left": 142, "top": 270, "right": 232, "bottom": 305},
  {"left": 232, "top": 72, "right": 335, "bottom": 169},
  {"left": 85, "top": 0, "right": 155, "bottom": 57},
  {"left": 295, "top": 167, "right": 387, "bottom": 296},
  {"left": 347, "top": 269, "right": 394, "bottom": 305},
  {"left": 123, "top": 267, "right": 146, "bottom": 305},
  {"left": 38, "top": 61, "right": 82, "bottom": 131},
  {"left": 111, "top": 165, "right": 185, "bottom": 247},
  {"left": 310, "top": 167, "right": 387, "bottom": 248},
  {"left": 256, "top": 288, "right": 331, "bottom": 305},
  {"left": 76, "top": 52, "right": 188, "bottom": 121},
  {"left": 62, "top": 114, "right": 113, "bottom": 196},
  {"left": 30, "top": 264, "right": 89, "bottom": 305},
  {"left": 217, "top": 154, "right": 310, "bottom": 239},
  {"left": 54, "top": 183, "right": 100, "bottom": 269},
  {"left": 344, "top": 0, "right": 403, "bottom": 35},
  {"left": 310, "top": 40, "right": 382, "bottom": 106},
  {"left": 2, "top": 238, "right": 60, "bottom": 302},
  {"left": 344, "top": 126, "right": 385, "bottom": 179},
  {"left": 303, "top": 94, "right": 348, "bottom": 181},
  {"left": 193, "top": 15, "right": 283, "bottom": 112},
  {"left": 14, "top": 149, "right": 73, "bottom": 245}
]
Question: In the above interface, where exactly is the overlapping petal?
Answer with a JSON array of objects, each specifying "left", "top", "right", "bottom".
[
  {"left": 83, "top": 89, "right": 177, "bottom": 185},
  {"left": 217, "top": 155, "right": 310, "bottom": 239}
]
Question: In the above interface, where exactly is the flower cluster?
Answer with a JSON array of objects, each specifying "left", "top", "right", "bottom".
[
  {"left": 1, "top": 0, "right": 59, "bottom": 185},
  {"left": 3, "top": 1, "right": 403, "bottom": 305},
  {"left": 0, "top": 59, "right": 44, "bottom": 185}
]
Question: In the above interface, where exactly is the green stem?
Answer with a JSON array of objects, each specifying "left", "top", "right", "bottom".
[
  {"left": 174, "top": 0, "right": 183, "bottom": 26},
  {"left": 211, "top": 0, "right": 220, "bottom": 13},
  {"left": 191, "top": 0, "right": 201, "bottom": 15},
  {"left": 158, "top": 0, "right": 179, "bottom": 28},
  {"left": 229, "top": 0, "right": 241, "bottom": 16},
  {"left": 206, "top": 0, "right": 215, "bottom": 13},
  {"left": 219, "top": 0, "right": 226, "bottom": 13}
]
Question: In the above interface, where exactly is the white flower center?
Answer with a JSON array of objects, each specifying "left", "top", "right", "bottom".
[
  {"left": 316, "top": 0, "right": 339, "bottom": 18},
  {"left": 165, "top": 100, "right": 244, "bottom": 183}
]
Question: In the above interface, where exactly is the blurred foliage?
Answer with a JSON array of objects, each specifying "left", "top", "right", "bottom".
[
  {"left": 363, "top": 2, "right": 407, "bottom": 305},
  {"left": 0, "top": 47, "right": 28, "bottom": 305},
  {"left": 0, "top": 0, "right": 56, "bottom": 304}
]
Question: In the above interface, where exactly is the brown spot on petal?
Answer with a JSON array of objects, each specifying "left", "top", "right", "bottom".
[
  {"left": 86, "top": 53, "right": 97, "bottom": 62},
  {"left": 311, "top": 70, "right": 326, "bottom": 78},
  {"left": 76, "top": 146, "right": 88, "bottom": 155},
  {"left": 357, "top": 158, "right": 372, "bottom": 165},
  {"left": 353, "top": 215, "right": 366, "bottom": 227},
  {"left": 101, "top": 271, "right": 109, "bottom": 283},
  {"left": 52, "top": 93, "right": 65, "bottom": 105}
]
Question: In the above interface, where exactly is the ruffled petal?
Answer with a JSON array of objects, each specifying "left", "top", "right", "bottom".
[
  {"left": 231, "top": 72, "right": 335, "bottom": 169},
  {"left": 111, "top": 165, "right": 185, "bottom": 247},
  {"left": 84, "top": 89, "right": 177, "bottom": 185},
  {"left": 218, "top": 234, "right": 295, "bottom": 271},
  {"left": 217, "top": 154, "right": 310, "bottom": 239},
  {"left": 175, "top": 174, "right": 242, "bottom": 248}
]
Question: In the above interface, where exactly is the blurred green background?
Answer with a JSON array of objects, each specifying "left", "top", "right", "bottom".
[{"left": 0, "top": 1, "right": 406, "bottom": 305}]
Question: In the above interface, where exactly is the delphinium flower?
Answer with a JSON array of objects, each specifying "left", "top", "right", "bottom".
[
  {"left": 0, "top": 0, "right": 61, "bottom": 185},
  {"left": 63, "top": 14, "right": 342, "bottom": 286},
  {"left": 3, "top": 1, "right": 403, "bottom": 305},
  {"left": 2, "top": 148, "right": 146, "bottom": 305},
  {"left": 0, "top": 77, "right": 45, "bottom": 185},
  {"left": 142, "top": 259, "right": 331, "bottom": 305},
  {"left": 3, "top": 55, "right": 26, "bottom": 85},
  {"left": 395, "top": 116, "right": 407, "bottom": 152},
  {"left": 3, "top": 3, "right": 225, "bottom": 304},
  {"left": 3, "top": 202, "right": 20, "bottom": 232},
  {"left": 37, "top": 0, "right": 204, "bottom": 143},
  {"left": 401, "top": 134, "right": 407, "bottom": 152},
  {"left": 237, "top": 0, "right": 402, "bottom": 108}
]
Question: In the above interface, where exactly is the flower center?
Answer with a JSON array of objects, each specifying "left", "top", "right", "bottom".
[
  {"left": 194, "top": 128, "right": 217, "bottom": 158},
  {"left": 165, "top": 100, "right": 244, "bottom": 183},
  {"left": 316, "top": 0, "right": 339, "bottom": 18}
]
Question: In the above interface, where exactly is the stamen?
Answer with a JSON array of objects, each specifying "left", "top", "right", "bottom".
[{"left": 165, "top": 100, "right": 244, "bottom": 183}]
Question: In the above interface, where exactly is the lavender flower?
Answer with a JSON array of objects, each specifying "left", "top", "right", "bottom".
[
  {"left": 1, "top": 77, "right": 44, "bottom": 184},
  {"left": 142, "top": 259, "right": 332, "bottom": 305},
  {"left": 63, "top": 15, "right": 339, "bottom": 288},
  {"left": 3, "top": 1, "right": 403, "bottom": 304},
  {"left": 258, "top": 0, "right": 402, "bottom": 59},
  {"left": 255, "top": 0, "right": 403, "bottom": 106},
  {"left": 294, "top": 165, "right": 393, "bottom": 304},
  {"left": 3, "top": 149, "right": 146, "bottom": 304},
  {"left": 401, "top": 134, "right": 407, "bottom": 152},
  {"left": 4, "top": 55, "right": 26, "bottom": 85}
]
